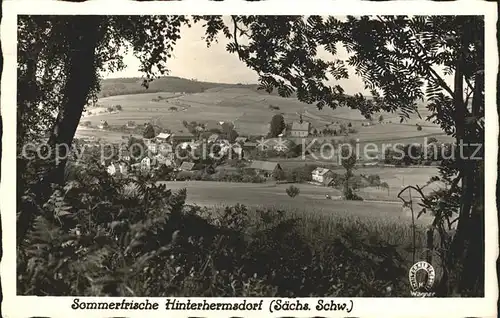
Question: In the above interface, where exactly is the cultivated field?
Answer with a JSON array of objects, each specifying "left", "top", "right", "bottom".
[
  {"left": 77, "top": 86, "right": 450, "bottom": 146},
  {"left": 159, "top": 180, "right": 435, "bottom": 225},
  {"left": 75, "top": 127, "right": 141, "bottom": 143}
]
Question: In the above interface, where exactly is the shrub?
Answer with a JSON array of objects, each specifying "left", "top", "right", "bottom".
[
  {"left": 416, "top": 124, "right": 422, "bottom": 131},
  {"left": 176, "top": 171, "right": 194, "bottom": 181},
  {"left": 143, "top": 124, "right": 156, "bottom": 139},
  {"left": 428, "top": 137, "right": 438, "bottom": 144},
  {"left": 18, "top": 156, "right": 413, "bottom": 297},
  {"left": 115, "top": 105, "right": 122, "bottom": 111},
  {"left": 343, "top": 187, "right": 363, "bottom": 201},
  {"left": 286, "top": 185, "right": 300, "bottom": 198}
]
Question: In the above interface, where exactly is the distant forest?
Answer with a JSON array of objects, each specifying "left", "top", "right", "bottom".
[{"left": 98, "top": 76, "right": 283, "bottom": 98}]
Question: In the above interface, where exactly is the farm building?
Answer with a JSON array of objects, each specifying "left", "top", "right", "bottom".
[
  {"left": 290, "top": 121, "right": 311, "bottom": 137},
  {"left": 311, "top": 167, "right": 334, "bottom": 185},
  {"left": 179, "top": 161, "right": 196, "bottom": 171},
  {"left": 249, "top": 160, "right": 283, "bottom": 178},
  {"left": 156, "top": 132, "right": 171, "bottom": 143}
]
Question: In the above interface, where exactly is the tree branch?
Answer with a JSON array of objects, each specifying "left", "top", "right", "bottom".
[{"left": 376, "top": 16, "right": 455, "bottom": 97}]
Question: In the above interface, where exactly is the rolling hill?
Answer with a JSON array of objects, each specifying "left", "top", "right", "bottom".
[
  {"left": 80, "top": 76, "right": 452, "bottom": 146},
  {"left": 99, "top": 76, "right": 280, "bottom": 98}
]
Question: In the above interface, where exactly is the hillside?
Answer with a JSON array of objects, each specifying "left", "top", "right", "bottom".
[{"left": 99, "top": 76, "right": 281, "bottom": 98}]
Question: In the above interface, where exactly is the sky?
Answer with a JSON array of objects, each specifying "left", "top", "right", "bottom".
[
  {"left": 102, "top": 18, "right": 453, "bottom": 96},
  {"left": 103, "top": 20, "right": 371, "bottom": 95}
]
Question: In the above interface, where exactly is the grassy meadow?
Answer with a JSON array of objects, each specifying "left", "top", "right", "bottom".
[{"left": 159, "top": 180, "right": 436, "bottom": 224}]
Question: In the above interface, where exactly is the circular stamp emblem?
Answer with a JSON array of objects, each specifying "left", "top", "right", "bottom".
[{"left": 409, "top": 261, "right": 436, "bottom": 294}]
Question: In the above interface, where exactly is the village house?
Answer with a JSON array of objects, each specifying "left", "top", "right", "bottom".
[
  {"left": 249, "top": 160, "right": 283, "bottom": 179},
  {"left": 290, "top": 121, "right": 311, "bottom": 137},
  {"left": 311, "top": 167, "right": 334, "bottom": 185},
  {"left": 141, "top": 157, "right": 151, "bottom": 171}
]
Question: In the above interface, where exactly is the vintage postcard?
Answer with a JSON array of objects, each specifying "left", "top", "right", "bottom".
[{"left": 1, "top": 0, "right": 498, "bottom": 317}]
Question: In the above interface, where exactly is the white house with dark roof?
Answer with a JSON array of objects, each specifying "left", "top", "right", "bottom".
[
  {"left": 290, "top": 121, "right": 311, "bottom": 137},
  {"left": 311, "top": 167, "right": 334, "bottom": 184}
]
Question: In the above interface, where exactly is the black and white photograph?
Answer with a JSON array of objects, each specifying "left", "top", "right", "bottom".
[{"left": 1, "top": 1, "right": 498, "bottom": 317}]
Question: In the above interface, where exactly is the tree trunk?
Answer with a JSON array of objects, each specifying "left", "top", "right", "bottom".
[
  {"left": 458, "top": 66, "right": 485, "bottom": 295},
  {"left": 46, "top": 17, "right": 102, "bottom": 185},
  {"left": 450, "top": 31, "right": 484, "bottom": 295}
]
